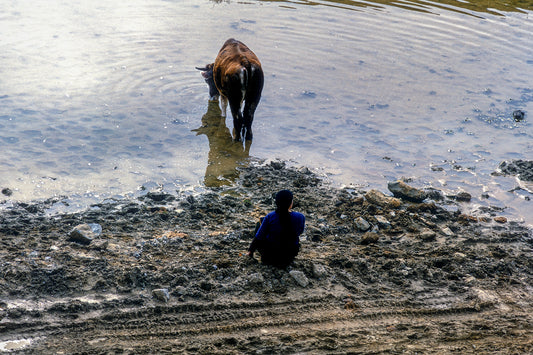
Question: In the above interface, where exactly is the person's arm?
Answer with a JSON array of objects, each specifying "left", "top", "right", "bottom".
[
  {"left": 296, "top": 213, "right": 305, "bottom": 236},
  {"left": 248, "top": 215, "right": 269, "bottom": 256},
  {"left": 248, "top": 239, "right": 258, "bottom": 257}
]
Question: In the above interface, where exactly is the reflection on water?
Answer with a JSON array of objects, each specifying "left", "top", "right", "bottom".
[
  {"left": 263, "top": 0, "right": 533, "bottom": 16},
  {"left": 193, "top": 101, "right": 251, "bottom": 187}
]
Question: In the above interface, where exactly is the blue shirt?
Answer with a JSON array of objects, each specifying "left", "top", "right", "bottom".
[{"left": 249, "top": 211, "right": 305, "bottom": 253}]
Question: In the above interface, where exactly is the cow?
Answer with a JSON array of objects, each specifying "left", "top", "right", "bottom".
[{"left": 196, "top": 38, "right": 264, "bottom": 141}]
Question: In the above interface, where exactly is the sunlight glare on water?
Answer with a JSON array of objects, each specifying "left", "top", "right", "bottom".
[{"left": 0, "top": 0, "right": 532, "bottom": 223}]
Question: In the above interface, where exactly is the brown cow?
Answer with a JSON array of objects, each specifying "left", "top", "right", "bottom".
[{"left": 197, "top": 39, "right": 264, "bottom": 141}]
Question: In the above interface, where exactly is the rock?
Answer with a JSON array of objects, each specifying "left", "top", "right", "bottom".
[
  {"left": 497, "top": 160, "right": 533, "bottom": 182},
  {"left": 90, "top": 239, "right": 108, "bottom": 251},
  {"left": 68, "top": 224, "right": 97, "bottom": 245},
  {"left": 454, "top": 192, "right": 472, "bottom": 202},
  {"left": 494, "top": 216, "right": 507, "bottom": 224},
  {"left": 270, "top": 161, "right": 285, "bottom": 170},
  {"left": 374, "top": 215, "right": 391, "bottom": 229},
  {"left": 248, "top": 273, "right": 264, "bottom": 285},
  {"left": 200, "top": 281, "right": 213, "bottom": 291},
  {"left": 354, "top": 217, "right": 371, "bottom": 232},
  {"left": 387, "top": 180, "right": 427, "bottom": 203},
  {"left": 420, "top": 229, "right": 436, "bottom": 242},
  {"left": 361, "top": 232, "right": 379, "bottom": 245},
  {"left": 440, "top": 227, "right": 455, "bottom": 236},
  {"left": 425, "top": 188, "right": 444, "bottom": 201},
  {"left": 312, "top": 263, "right": 327, "bottom": 279},
  {"left": 87, "top": 223, "right": 102, "bottom": 236},
  {"left": 364, "top": 190, "right": 401, "bottom": 208},
  {"left": 1, "top": 188, "right": 13, "bottom": 196},
  {"left": 307, "top": 226, "right": 324, "bottom": 242},
  {"left": 289, "top": 270, "right": 309, "bottom": 287},
  {"left": 152, "top": 288, "right": 170, "bottom": 302},
  {"left": 513, "top": 110, "right": 525, "bottom": 122},
  {"left": 144, "top": 192, "right": 175, "bottom": 203}
]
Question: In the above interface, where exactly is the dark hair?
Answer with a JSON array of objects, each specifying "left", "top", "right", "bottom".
[{"left": 275, "top": 190, "right": 294, "bottom": 237}]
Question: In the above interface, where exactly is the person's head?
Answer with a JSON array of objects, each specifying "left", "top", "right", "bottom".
[{"left": 275, "top": 189, "right": 293, "bottom": 212}]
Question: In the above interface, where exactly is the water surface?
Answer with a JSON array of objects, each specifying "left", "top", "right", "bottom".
[{"left": 1, "top": 0, "right": 532, "bottom": 223}]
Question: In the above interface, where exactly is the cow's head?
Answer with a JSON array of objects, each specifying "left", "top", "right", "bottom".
[{"left": 196, "top": 64, "right": 219, "bottom": 100}]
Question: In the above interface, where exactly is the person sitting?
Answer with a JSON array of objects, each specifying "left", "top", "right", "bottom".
[{"left": 248, "top": 190, "right": 305, "bottom": 268}]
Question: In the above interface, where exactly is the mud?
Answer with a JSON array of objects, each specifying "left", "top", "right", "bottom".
[{"left": 1, "top": 161, "right": 532, "bottom": 354}]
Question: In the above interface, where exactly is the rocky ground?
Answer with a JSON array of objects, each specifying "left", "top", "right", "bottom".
[{"left": 1, "top": 161, "right": 532, "bottom": 354}]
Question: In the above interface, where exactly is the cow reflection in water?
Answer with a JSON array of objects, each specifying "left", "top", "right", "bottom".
[{"left": 193, "top": 100, "right": 251, "bottom": 187}]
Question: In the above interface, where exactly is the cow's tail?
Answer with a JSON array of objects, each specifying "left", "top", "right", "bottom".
[{"left": 241, "top": 59, "right": 252, "bottom": 90}]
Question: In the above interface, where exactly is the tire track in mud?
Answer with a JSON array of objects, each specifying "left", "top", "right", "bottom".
[{"left": 6, "top": 291, "right": 531, "bottom": 353}]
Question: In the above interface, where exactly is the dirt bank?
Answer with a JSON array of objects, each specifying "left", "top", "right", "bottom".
[{"left": 1, "top": 161, "right": 532, "bottom": 354}]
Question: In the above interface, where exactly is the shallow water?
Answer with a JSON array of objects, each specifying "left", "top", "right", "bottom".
[{"left": 1, "top": 0, "right": 532, "bottom": 223}]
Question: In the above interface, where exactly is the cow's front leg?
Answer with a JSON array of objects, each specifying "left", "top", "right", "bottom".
[{"left": 220, "top": 95, "right": 228, "bottom": 118}]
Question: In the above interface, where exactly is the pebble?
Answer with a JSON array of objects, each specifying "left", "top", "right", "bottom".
[
  {"left": 1, "top": 188, "right": 13, "bottom": 196},
  {"left": 354, "top": 217, "right": 371, "bottom": 232},
  {"left": 68, "top": 224, "right": 97, "bottom": 245},
  {"left": 387, "top": 180, "right": 427, "bottom": 203},
  {"left": 289, "top": 270, "right": 309, "bottom": 287},
  {"left": 152, "top": 288, "right": 170, "bottom": 302}
]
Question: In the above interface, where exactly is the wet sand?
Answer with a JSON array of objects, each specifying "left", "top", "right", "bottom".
[{"left": 1, "top": 161, "right": 532, "bottom": 353}]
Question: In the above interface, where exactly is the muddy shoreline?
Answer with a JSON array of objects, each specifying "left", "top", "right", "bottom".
[{"left": 1, "top": 161, "right": 532, "bottom": 353}]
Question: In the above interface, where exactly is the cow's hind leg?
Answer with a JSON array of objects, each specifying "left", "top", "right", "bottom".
[
  {"left": 229, "top": 96, "right": 244, "bottom": 141},
  {"left": 243, "top": 67, "right": 264, "bottom": 141}
]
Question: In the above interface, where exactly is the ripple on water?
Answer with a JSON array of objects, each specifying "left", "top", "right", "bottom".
[{"left": 0, "top": 0, "right": 532, "bottom": 223}]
